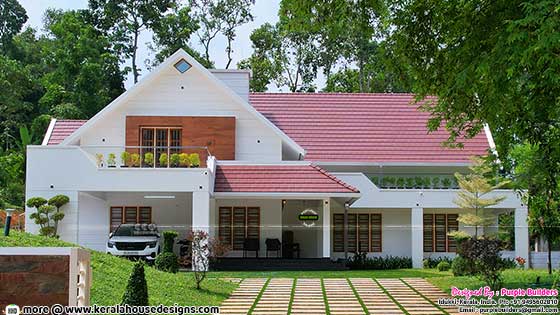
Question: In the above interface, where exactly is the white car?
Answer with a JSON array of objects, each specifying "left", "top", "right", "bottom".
[{"left": 106, "top": 224, "right": 161, "bottom": 259}]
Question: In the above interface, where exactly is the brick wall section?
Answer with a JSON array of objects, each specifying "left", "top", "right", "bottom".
[
  {"left": 125, "top": 116, "right": 236, "bottom": 166},
  {"left": 0, "top": 255, "right": 69, "bottom": 307}
]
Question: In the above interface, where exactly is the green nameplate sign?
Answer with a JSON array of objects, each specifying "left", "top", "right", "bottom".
[{"left": 299, "top": 214, "right": 319, "bottom": 221}]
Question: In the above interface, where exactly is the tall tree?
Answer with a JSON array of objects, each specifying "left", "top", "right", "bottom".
[
  {"left": 190, "top": 0, "right": 254, "bottom": 68},
  {"left": 149, "top": 4, "right": 207, "bottom": 67},
  {"left": 279, "top": 0, "right": 387, "bottom": 90},
  {"left": 0, "top": 0, "right": 27, "bottom": 51},
  {"left": 41, "top": 9, "right": 125, "bottom": 118},
  {"left": 89, "top": 0, "right": 175, "bottom": 83},
  {"left": 391, "top": 0, "right": 560, "bottom": 270},
  {"left": 238, "top": 22, "right": 317, "bottom": 92},
  {"left": 511, "top": 143, "right": 560, "bottom": 274}
]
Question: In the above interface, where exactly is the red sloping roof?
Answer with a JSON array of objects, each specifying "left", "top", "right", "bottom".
[
  {"left": 214, "top": 164, "right": 359, "bottom": 193},
  {"left": 249, "top": 93, "right": 490, "bottom": 163},
  {"left": 47, "top": 120, "right": 87, "bottom": 145}
]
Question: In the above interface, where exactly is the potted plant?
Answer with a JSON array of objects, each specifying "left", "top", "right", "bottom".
[
  {"left": 107, "top": 153, "right": 117, "bottom": 168},
  {"left": 121, "top": 151, "right": 131, "bottom": 167},
  {"left": 405, "top": 177, "right": 415, "bottom": 189},
  {"left": 144, "top": 152, "right": 154, "bottom": 167},
  {"left": 431, "top": 177, "right": 440, "bottom": 189},
  {"left": 159, "top": 153, "right": 168, "bottom": 167},
  {"left": 396, "top": 177, "right": 405, "bottom": 189},
  {"left": 178, "top": 153, "right": 189, "bottom": 167},
  {"left": 414, "top": 177, "right": 424, "bottom": 188},
  {"left": 130, "top": 153, "right": 141, "bottom": 167},
  {"left": 189, "top": 153, "right": 200, "bottom": 167},
  {"left": 170, "top": 153, "right": 180, "bottom": 167},
  {"left": 95, "top": 153, "right": 104, "bottom": 168},
  {"left": 442, "top": 178, "right": 452, "bottom": 188},
  {"left": 383, "top": 176, "right": 394, "bottom": 189}
]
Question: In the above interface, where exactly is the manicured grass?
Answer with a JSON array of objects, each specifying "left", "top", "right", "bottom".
[
  {"left": 427, "top": 269, "right": 558, "bottom": 294},
  {"left": 208, "top": 268, "right": 449, "bottom": 279},
  {"left": 0, "top": 231, "right": 236, "bottom": 306}
]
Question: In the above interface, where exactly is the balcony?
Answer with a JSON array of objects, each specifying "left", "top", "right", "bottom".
[{"left": 26, "top": 145, "right": 215, "bottom": 193}]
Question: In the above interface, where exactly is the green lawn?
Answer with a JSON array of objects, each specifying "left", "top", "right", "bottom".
[{"left": 0, "top": 231, "right": 236, "bottom": 306}]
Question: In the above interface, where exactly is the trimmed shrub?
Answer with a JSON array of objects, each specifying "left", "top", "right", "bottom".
[
  {"left": 155, "top": 252, "right": 179, "bottom": 273},
  {"left": 162, "top": 230, "right": 178, "bottom": 253},
  {"left": 122, "top": 261, "right": 149, "bottom": 306},
  {"left": 437, "top": 261, "right": 451, "bottom": 271},
  {"left": 424, "top": 256, "right": 453, "bottom": 269},
  {"left": 347, "top": 253, "right": 412, "bottom": 270}
]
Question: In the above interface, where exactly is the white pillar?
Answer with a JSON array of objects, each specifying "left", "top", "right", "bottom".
[
  {"left": 192, "top": 191, "right": 210, "bottom": 233},
  {"left": 192, "top": 191, "right": 210, "bottom": 271},
  {"left": 322, "top": 199, "right": 331, "bottom": 259},
  {"left": 411, "top": 207, "right": 424, "bottom": 268},
  {"left": 515, "top": 206, "right": 529, "bottom": 269}
]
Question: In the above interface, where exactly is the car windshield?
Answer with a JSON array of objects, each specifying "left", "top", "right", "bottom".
[{"left": 113, "top": 224, "right": 159, "bottom": 237}]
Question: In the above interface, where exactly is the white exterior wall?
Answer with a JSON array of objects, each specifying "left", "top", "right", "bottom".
[
  {"left": 79, "top": 65, "right": 282, "bottom": 161},
  {"left": 213, "top": 198, "right": 283, "bottom": 257},
  {"left": 25, "top": 190, "right": 79, "bottom": 243},
  {"left": 77, "top": 192, "right": 109, "bottom": 251}
]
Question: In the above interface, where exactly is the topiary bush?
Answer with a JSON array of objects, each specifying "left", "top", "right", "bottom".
[
  {"left": 437, "top": 261, "right": 451, "bottom": 271},
  {"left": 121, "top": 261, "right": 149, "bottom": 306},
  {"left": 154, "top": 252, "right": 179, "bottom": 273},
  {"left": 162, "top": 230, "right": 178, "bottom": 253}
]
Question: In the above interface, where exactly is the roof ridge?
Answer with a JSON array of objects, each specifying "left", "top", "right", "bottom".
[{"left": 309, "top": 164, "right": 359, "bottom": 193}]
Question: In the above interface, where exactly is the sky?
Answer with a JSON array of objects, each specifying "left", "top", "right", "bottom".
[{"left": 18, "top": 0, "right": 283, "bottom": 89}]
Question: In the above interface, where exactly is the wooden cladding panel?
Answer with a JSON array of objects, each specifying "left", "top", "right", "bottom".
[{"left": 125, "top": 116, "right": 236, "bottom": 164}]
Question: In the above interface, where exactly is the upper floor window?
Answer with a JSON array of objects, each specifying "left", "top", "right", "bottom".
[{"left": 140, "top": 127, "right": 182, "bottom": 167}]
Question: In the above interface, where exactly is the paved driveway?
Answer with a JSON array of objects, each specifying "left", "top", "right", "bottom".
[{"left": 220, "top": 277, "right": 460, "bottom": 315}]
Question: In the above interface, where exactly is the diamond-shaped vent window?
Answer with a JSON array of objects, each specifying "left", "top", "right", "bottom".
[{"left": 174, "top": 59, "right": 191, "bottom": 73}]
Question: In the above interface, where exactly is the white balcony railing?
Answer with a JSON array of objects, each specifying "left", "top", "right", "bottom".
[{"left": 81, "top": 145, "right": 211, "bottom": 168}]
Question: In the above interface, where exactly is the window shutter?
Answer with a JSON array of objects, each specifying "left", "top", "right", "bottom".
[
  {"left": 447, "top": 214, "right": 459, "bottom": 252},
  {"left": 358, "top": 214, "right": 370, "bottom": 252},
  {"left": 423, "top": 214, "right": 434, "bottom": 252},
  {"left": 347, "top": 214, "right": 357, "bottom": 253},
  {"left": 333, "top": 214, "right": 345, "bottom": 252},
  {"left": 124, "top": 207, "right": 138, "bottom": 224},
  {"left": 110, "top": 207, "right": 123, "bottom": 232},
  {"left": 138, "top": 207, "right": 152, "bottom": 224},
  {"left": 232, "top": 207, "right": 246, "bottom": 250},
  {"left": 219, "top": 207, "right": 232, "bottom": 246},
  {"left": 246, "top": 207, "right": 260, "bottom": 240},
  {"left": 435, "top": 214, "right": 447, "bottom": 252},
  {"left": 370, "top": 214, "right": 382, "bottom": 252}
]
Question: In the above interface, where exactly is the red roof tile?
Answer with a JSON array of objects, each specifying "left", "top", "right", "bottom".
[
  {"left": 249, "top": 93, "right": 490, "bottom": 163},
  {"left": 214, "top": 164, "right": 359, "bottom": 193},
  {"left": 47, "top": 120, "right": 87, "bottom": 145}
]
